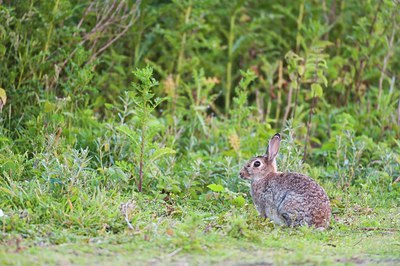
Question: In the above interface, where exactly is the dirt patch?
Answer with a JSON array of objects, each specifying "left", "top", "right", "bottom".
[{"left": 336, "top": 257, "right": 400, "bottom": 265}]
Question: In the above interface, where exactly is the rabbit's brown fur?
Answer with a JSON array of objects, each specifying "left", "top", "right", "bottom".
[{"left": 240, "top": 133, "right": 331, "bottom": 228}]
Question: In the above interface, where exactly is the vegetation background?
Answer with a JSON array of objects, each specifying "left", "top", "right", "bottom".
[{"left": 0, "top": 0, "right": 399, "bottom": 265}]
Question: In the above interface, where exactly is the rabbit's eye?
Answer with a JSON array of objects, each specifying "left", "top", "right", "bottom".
[{"left": 254, "top": 161, "right": 261, "bottom": 167}]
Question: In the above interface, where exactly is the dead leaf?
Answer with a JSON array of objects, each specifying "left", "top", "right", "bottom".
[
  {"left": 0, "top": 88, "right": 6, "bottom": 111},
  {"left": 166, "top": 228, "right": 174, "bottom": 236}
]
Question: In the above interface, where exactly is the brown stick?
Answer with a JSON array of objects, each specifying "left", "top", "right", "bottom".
[
  {"left": 76, "top": 2, "right": 94, "bottom": 34},
  {"left": 88, "top": 17, "right": 136, "bottom": 64},
  {"left": 53, "top": 0, "right": 141, "bottom": 87}
]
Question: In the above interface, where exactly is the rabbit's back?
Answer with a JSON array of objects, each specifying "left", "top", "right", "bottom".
[{"left": 251, "top": 172, "right": 331, "bottom": 228}]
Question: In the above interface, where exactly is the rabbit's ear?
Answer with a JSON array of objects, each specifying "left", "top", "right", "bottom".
[{"left": 266, "top": 133, "right": 281, "bottom": 161}]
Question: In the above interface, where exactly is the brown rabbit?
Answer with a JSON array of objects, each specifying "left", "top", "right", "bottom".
[{"left": 239, "top": 133, "right": 331, "bottom": 228}]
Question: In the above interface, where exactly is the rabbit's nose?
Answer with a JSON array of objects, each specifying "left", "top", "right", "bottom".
[{"left": 239, "top": 168, "right": 248, "bottom": 179}]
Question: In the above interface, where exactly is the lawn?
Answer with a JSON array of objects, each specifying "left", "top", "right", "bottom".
[{"left": 1, "top": 193, "right": 399, "bottom": 265}]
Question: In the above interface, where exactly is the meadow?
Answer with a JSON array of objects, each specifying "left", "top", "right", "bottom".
[{"left": 0, "top": 1, "right": 399, "bottom": 265}]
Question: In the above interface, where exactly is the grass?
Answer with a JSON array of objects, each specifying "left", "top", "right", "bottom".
[
  {"left": 1, "top": 231, "right": 399, "bottom": 265},
  {"left": 1, "top": 225, "right": 399, "bottom": 265},
  {"left": 1, "top": 188, "right": 399, "bottom": 265}
]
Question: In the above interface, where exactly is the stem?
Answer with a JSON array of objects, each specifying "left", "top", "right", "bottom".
[
  {"left": 295, "top": 1, "right": 304, "bottom": 53},
  {"left": 397, "top": 98, "right": 400, "bottom": 126},
  {"left": 266, "top": 86, "right": 272, "bottom": 120},
  {"left": 354, "top": 0, "right": 383, "bottom": 95},
  {"left": 40, "top": 0, "right": 60, "bottom": 80},
  {"left": 275, "top": 91, "right": 282, "bottom": 126},
  {"left": 138, "top": 123, "right": 145, "bottom": 193},
  {"left": 282, "top": 81, "right": 293, "bottom": 128},
  {"left": 196, "top": 72, "right": 201, "bottom": 106},
  {"left": 175, "top": 4, "right": 192, "bottom": 111},
  {"left": 377, "top": 17, "right": 396, "bottom": 109},
  {"left": 44, "top": 0, "right": 60, "bottom": 52},
  {"left": 256, "top": 88, "right": 263, "bottom": 121},
  {"left": 225, "top": 11, "right": 236, "bottom": 113},
  {"left": 275, "top": 61, "right": 283, "bottom": 125},
  {"left": 303, "top": 95, "right": 317, "bottom": 161},
  {"left": 138, "top": 92, "right": 149, "bottom": 193},
  {"left": 133, "top": 6, "right": 144, "bottom": 69},
  {"left": 134, "top": 32, "right": 142, "bottom": 68},
  {"left": 321, "top": 0, "right": 329, "bottom": 25},
  {"left": 291, "top": 76, "right": 301, "bottom": 120}
]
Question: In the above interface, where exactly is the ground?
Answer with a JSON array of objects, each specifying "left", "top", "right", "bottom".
[{"left": 1, "top": 207, "right": 399, "bottom": 266}]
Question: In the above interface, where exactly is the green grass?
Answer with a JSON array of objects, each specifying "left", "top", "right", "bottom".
[
  {"left": 1, "top": 193, "right": 399, "bottom": 265},
  {"left": 1, "top": 225, "right": 399, "bottom": 265},
  {"left": 1, "top": 231, "right": 398, "bottom": 266}
]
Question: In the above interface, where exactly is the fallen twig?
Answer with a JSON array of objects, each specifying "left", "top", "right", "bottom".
[
  {"left": 166, "top": 247, "right": 183, "bottom": 258},
  {"left": 120, "top": 200, "right": 136, "bottom": 230},
  {"left": 353, "top": 238, "right": 363, "bottom": 247}
]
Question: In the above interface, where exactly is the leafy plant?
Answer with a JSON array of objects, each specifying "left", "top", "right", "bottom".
[{"left": 116, "top": 67, "right": 175, "bottom": 193}]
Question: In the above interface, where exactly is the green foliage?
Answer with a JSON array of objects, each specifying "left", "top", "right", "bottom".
[
  {"left": 115, "top": 67, "right": 172, "bottom": 193},
  {"left": 0, "top": 0, "right": 400, "bottom": 263}
]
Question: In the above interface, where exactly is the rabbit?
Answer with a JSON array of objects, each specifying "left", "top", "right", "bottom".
[{"left": 239, "top": 133, "right": 331, "bottom": 229}]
